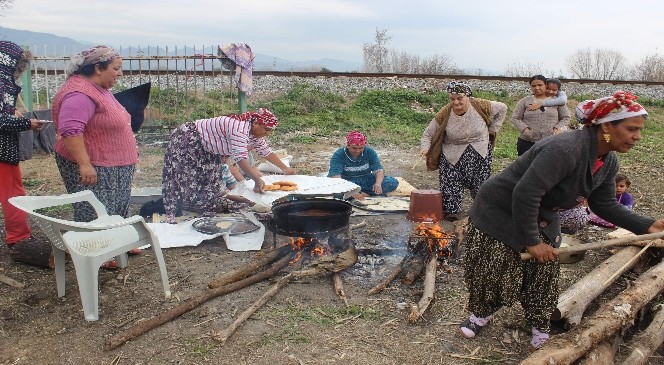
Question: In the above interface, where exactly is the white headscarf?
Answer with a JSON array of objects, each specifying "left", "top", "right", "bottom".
[{"left": 68, "top": 45, "right": 119, "bottom": 76}]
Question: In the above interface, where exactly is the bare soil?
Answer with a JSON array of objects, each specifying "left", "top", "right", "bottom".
[{"left": 1, "top": 141, "right": 664, "bottom": 365}]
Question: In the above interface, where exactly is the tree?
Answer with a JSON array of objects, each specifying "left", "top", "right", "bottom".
[
  {"left": 566, "top": 48, "right": 629, "bottom": 80},
  {"left": 0, "top": 0, "right": 15, "bottom": 13},
  {"left": 362, "top": 28, "right": 391, "bottom": 73},
  {"left": 503, "top": 62, "right": 552, "bottom": 78},
  {"left": 632, "top": 54, "right": 664, "bottom": 82}
]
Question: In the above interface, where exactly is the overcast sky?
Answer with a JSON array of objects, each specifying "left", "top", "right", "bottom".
[{"left": 1, "top": 0, "right": 663, "bottom": 75}]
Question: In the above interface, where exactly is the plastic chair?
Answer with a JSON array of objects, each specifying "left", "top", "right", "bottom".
[{"left": 9, "top": 191, "right": 171, "bottom": 321}]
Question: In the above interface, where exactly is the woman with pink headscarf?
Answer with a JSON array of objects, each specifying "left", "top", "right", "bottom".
[
  {"left": 328, "top": 131, "right": 398, "bottom": 199},
  {"left": 162, "top": 108, "right": 295, "bottom": 223}
]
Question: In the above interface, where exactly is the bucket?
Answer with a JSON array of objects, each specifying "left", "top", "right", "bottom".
[{"left": 406, "top": 189, "right": 443, "bottom": 223}]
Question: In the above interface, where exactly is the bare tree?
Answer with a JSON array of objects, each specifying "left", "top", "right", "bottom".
[
  {"left": 566, "top": 48, "right": 629, "bottom": 80},
  {"left": 362, "top": 28, "right": 391, "bottom": 73},
  {"left": 0, "top": 0, "right": 15, "bottom": 14},
  {"left": 632, "top": 54, "right": 664, "bottom": 82},
  {"left": 503, "top": 62, "right": 552, "bottom": 78}
]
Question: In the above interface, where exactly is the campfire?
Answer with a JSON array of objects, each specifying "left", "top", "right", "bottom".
[{"left": 408, "top": 222, "right": 457, "bottom": 260}]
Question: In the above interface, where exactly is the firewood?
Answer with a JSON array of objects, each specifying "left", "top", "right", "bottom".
[
  {"left": 618, "top": 304, "right": 664, "bottom": 365},
  {"left": 521, "top": 258, "right": 664, "bottom": 365},
  {"left": 367, "top": 255, "right": 408, "bottom": 295},
  {"left": 333, "top": 273, "right": 349, "bottom": 307},
  {"left": 407, "top": 255, "right": 437, "bottom": 322},
  {"left": 0, "top": 273, "right": 25, "bottom": 288},
  {"left": 553, "top": 246, "right": 643, "bottom": 325},
  {"left": 577, "top": 340, "right": 617, "bottom": 365},
  {"left": 104, "top": 252, "right": 295, "bottom": 351},
  {"left": 520, "top": 233, "right": 664, "bottom": 261},
  {"left": 208, "top": 244, "right": 292, "bottom": 288},
  {"left": 401, "top": 256, "right": 425, "bottom": 285}
]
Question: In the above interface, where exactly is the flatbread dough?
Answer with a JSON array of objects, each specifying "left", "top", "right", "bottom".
[{"left": 215, "top": 221, "right": 233, "bottom": 229}]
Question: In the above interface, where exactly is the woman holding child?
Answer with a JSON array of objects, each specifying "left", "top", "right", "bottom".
[{"left": 459, "top": 91, "right": 664, "bottom": 350}]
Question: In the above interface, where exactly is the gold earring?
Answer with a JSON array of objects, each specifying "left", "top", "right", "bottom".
[{"left": 603, "top": 133, "right": 611, "bottom": 143}]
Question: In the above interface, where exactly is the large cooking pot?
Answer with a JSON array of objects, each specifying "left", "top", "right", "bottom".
[{"left": 271, "top": 197, "right": 352, "bottom": 237}]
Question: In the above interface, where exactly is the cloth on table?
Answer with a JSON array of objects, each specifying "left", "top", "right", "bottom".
[{"left": 229, "top": 175, "right": 360, "bottom": 206}]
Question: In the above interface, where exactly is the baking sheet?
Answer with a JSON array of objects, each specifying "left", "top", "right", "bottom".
[{"left": 192, "top": 217, "right": 260, "bottom": 235}]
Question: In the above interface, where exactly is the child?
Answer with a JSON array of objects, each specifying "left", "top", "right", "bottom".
[
  {"left": 589, "top": 173, "right": 634, "bottom": 228},
  {"left": 527, "top": 78, "right": 568, "bottom": 110}
]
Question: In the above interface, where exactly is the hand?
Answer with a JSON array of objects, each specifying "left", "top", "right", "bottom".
[
  {"left": 79, "top": 163, "right": 97, "bottom": 185},
  {"left": 29, "top": 119, "right": 45, "bottom": 132},
  {"left": 527, "top": 102, "right": 543, "bottom": 111},
  {"left": 352, "top": 194, "right": 365, "bottom": 201},
  {"left": 647, "top": 219, "right": 664, "bottom": 233},
  {"left": 281, "top": 167, "right": 297, "bottom": 175},
  {"left": 419, "top": 148, "right": 428, "bottom": 156},
  {"left": 553, "top": 127, "right": 562, "bottom": 135},
  {"left": 522, "top": 127, "right": 533, "bottom": 139},
  {"left": 373, "top": 183, "right": 383, "bottom": 195},
  {"left": 253, "top": 179, "right": 265, "bottom": 194},
  {"left": 525, "top": 242, "right": 558, "bottom": 263}
]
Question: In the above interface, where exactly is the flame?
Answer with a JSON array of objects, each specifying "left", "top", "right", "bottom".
[
  {"left": 286, "top": 237, "right": 333, "bottom": 264},
  {"left": 413, "top": 222, "right": 453, "bottom": 256}
]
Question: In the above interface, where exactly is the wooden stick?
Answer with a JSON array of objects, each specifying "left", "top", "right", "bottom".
[
  {"left": 520, "top": 232, "right": 664, "bottom": 260},
  {"left": 104, "top": 252, "right": 294, "bottom": 351},
  {"left": 618, "top": 304, "right": 664, "bottom": 365},
  {"left": 208, "top": 244, "right": 292, "bottom": 288},
  {"left": 407, "top": 255, "right": 438, "bottom": 322},
  {"left": 601, "top": 240, "right": 654, "bottom": 286},
  {"left": 333, "top": 273, "right": 349, "bottom": 307},
  {"left": 0, "top": 273, "right": 25, "bottom": 288},
  {"left": 367, "top": 255, "right": 408, "bottom": 295},
  {"left": 411, "top": 154, "right": 424, "bottom": 170}
]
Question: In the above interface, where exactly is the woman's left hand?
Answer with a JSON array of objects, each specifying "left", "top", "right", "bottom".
[
  {"left": 373, "top": 183, "right": 382, "bottom": 195},
  {"left": 282, "top": 167, "right": 297, "bottom": 175},
  {"left": 647, "top": 219, "right": 664, "bottom": 233}
]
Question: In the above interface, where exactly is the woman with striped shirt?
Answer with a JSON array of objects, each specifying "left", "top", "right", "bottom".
[{"left": 161, "top": 108, "right": 294, "bottom": 223}]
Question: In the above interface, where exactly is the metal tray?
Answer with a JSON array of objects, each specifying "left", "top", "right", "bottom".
[{"left": 192, "top": 217, "right": 260, "bottom": 235}]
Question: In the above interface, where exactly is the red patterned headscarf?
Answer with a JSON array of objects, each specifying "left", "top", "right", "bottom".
[
  {"left": 576, "top": 91, "right": 647, "bottom": 126},
  {"left": 231, "top": 107, "right": 279, "bottom": 129},
  {"left": 346, "top": 131, "right": 367, "bottom": 146}
]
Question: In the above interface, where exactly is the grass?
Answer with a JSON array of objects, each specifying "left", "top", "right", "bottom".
[{"left": 181, "top": 338, "right": 214, "bottom": 357}]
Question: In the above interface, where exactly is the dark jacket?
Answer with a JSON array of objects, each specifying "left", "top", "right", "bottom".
[{"left": 469, "top": 127, "right": 654, "bottom": 252}]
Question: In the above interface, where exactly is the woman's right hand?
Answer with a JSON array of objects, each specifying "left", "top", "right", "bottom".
[
  {"left": 29, "top": 119, "right": 46, "bottom": 131},
  {"left": 419, "top": 148, "right": 428, "bottom": 156},
  {"left": 79, "top": 163, "right": 97, "bottom": 185},
  {"left": 253, "top": 178, "right": 265, "bottom": 194},
  {"left": 525, "top": 242, "right": 558, "bottom": 263}
]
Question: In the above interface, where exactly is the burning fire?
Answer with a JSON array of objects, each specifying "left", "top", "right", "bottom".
[
  {"left": 412, "top": 222, "right": 455, "bottom": 258},
  {"left": 288, "top": 237, "right": 332, "bottom": 264}
]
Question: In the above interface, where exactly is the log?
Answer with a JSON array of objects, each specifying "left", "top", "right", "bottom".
[
  {"left": 520, "top": 233, "right": 664, "bottom": 260},
  {"left": 333, "top": 273, "right": 349, "bottom": 307},
  {"left": 577, "top": 339, "right": 617, "bottom": 365},
  {"left": 407, "top": 255, "right": 437, "bottom": 322},
  {"left": 553, "top": 246, "right": 643, "bottom": 325},
  {"left": 401, "top": 256, "right": 426, "bottom": 285},
  {"left": 367, "top": 255, "right": 408, "bottom": 295},
  {"left": 618, "top": 304, "right": 664, "bottom": 365},
  {"left": 521, "top": 258, "right": 664, "bottom": 365},
  {"left": 208, "top": 244, "right": 292, "bottom": 288},
  {"left": 104, "top": 252, "right": 294, "bottom": 351}
]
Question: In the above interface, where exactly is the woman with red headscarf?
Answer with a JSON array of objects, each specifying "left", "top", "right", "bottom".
[
  {"left": 162, "top": 108, "right": 295, "bottom": 223},
  {"left": 328, "top": 131, "right": 398, "bottom": 199}
]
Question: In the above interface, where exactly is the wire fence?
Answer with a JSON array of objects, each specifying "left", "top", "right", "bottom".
[{"left": 24, "top": 45, "right": 241, "bottom": 139}]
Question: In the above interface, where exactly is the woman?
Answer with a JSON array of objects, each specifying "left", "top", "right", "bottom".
[
  {"left": 161, "top": 108, "right": 295, "bottom": 223},
  {"left": 511, "top": 75, "right": 570, "bottom": 156},
  {"left": 0, "top": 41, "right": 51, "bottom": 268},
  {"left": 328, "top": 131, "right": 398, "bottom": 199},
  {"left": 459, "top": 91, "right": 664, "bottom": 350},
  {"left": 420, "top": 81, "right": 507, "bottom": 221}
]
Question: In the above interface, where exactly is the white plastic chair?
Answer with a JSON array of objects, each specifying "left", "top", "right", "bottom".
[{"left": 9, "top": 190, "right": 171, "bottom": 321}]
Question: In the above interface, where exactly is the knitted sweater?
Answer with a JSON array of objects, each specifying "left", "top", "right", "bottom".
[
  {"left": 469, "top": 127, "right": 654, "bottom": 252},
  {"left": 511, "top": 95, "right": 570, "bottom": 141},
  {"left": 53, "top": 76, "right": 138, "bottom": 167}
]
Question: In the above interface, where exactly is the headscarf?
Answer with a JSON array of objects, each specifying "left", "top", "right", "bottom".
[
  {"left": 346, "top": 131, "right": 367, "bottom": 146},
  {"left": 446, "top": 81, "right": 472, "bottom": 96},
  {"left": 68, "top": 45, "right": 119, "bottom": 75},
  {"left": 230, "top": 107, "right": 279, "bottom": 129},
  {"left": 0, "top": 41, "right": 27, "bottom": 115},
  {"left": 576, "top": 91, "right": 647, "bottom": 126}
]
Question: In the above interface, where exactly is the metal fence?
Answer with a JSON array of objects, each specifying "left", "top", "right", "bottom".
[{"left": 22, "top": 45, "right": 242, "bottom": 139}]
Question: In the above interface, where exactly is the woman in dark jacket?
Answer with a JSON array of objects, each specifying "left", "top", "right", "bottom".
[
  {"left": 458, "top": 91, "right": 664, "bottom": 350},
  {"left": 0, "top": 41, "right": 50, "bottom": 267}
]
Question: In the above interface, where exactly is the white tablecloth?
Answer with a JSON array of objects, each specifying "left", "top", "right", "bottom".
[{"left": 229, "top": 175, "right": 360, "bottom": 206}]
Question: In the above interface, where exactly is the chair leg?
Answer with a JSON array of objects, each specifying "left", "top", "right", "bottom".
[
  {"left": 151, "top": 245, "right": 171, "bottom": 298},
  {"left": 53, "top": 247, "right": 67, "bottom": 297},
  {"left": 70, "top": 256, "right": 101, "bottom": 321},
  {"left": 115, "top": 252, "right": 129, "bottom": 268}
]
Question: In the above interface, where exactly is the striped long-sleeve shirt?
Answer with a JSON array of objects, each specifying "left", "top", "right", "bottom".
[{"left": 194, "top": 116, "right": 272, "bottom": 160}]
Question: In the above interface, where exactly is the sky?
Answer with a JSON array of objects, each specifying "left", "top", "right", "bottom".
[{"left": 1, "top": 0, "right": 663, "bottom": 75}]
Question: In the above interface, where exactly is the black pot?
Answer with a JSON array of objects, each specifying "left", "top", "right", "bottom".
[{"left": 271, "top": 198, "right": 352, "bottom": 237}]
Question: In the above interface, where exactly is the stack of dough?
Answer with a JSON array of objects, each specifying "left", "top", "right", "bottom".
[{"left": 263, "top": 181, "right": 298, "bottom": 191}]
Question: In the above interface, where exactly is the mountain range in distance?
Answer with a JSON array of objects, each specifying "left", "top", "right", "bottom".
[{"left": 0, "top": 26, "right": 363, "bottom": 72}]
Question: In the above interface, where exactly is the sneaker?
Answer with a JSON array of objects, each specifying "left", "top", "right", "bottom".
[{"left": 459, "top": 318, "right": 483, "bottom": 338}]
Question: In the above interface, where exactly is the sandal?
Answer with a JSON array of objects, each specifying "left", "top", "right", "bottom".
[
  {"left": 100, "top": 260, "right": 118, "bottom": 270},
  {"left": 459, "top": 318, "right": 483, "bottom": 338}
]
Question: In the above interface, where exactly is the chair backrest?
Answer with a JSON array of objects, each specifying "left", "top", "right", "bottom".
[{"left": 9, "top": 191, "right": 110, "bottom": 251}]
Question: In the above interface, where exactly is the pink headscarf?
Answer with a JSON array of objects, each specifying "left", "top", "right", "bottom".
[
  {"left": 346, "top": 131, "right": 367, "bottom": 146},
  {"left": 231, "top": 107, "right": 279, "bottom": 129},
  {"left": 576, "top": 91, "right": 647, "bottom": 126}
]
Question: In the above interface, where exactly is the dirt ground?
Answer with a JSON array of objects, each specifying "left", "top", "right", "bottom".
[{"left": 1, "top": 140, "right": 664, "bottom": 365}]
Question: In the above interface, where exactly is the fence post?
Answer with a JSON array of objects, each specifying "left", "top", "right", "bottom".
[
  {"left": 238, "top": 90, "right": 247, "bottom": 113},
  {"left": 20, "top": 45, "right": 34, "bottom": 112}
]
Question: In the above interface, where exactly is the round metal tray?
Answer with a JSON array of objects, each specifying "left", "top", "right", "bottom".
[{"left": 192, "top": 217, "right": 260, "bottom": 235}]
